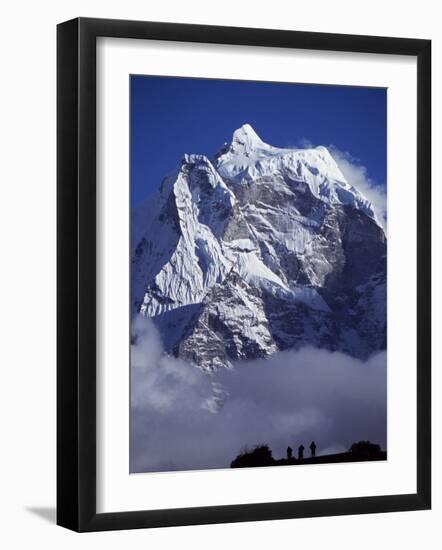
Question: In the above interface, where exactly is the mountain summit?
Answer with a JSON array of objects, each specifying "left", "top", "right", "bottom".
[
  {"left": 216, "top": 124, "right": 378, "bottom": 222},
  {"left": 230, "top": 123, "right": 266, "bottom": 151},
  {"left": 132, "top": 125, "right": 386, "bottom": 370}
]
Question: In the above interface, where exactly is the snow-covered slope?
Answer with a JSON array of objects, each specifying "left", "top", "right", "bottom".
[
  {"left": 215, "top": 124, "right": 378, "bottom": 223},
  {"left": 132, "top": 124, "right": 386, "bottom": 369}
]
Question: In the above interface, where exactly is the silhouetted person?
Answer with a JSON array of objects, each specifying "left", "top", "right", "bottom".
[
  {"left": 298, "top": 444, "right": 304, "bottom": 461},
  {"left": 310, "top": 441, "right": 317, "bottom": 458},
  {"left": 287, "top": 446, "right": 293, "bottom": 461}
]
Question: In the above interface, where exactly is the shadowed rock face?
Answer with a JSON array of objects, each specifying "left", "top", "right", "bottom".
[
  {"left": 176, "top": 271, "right": 277, "bottom": 370},
  {"left": 132, "top": 125, "right": 386, "bottom": 370}
]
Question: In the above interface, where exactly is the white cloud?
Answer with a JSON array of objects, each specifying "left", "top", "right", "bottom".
[
  {"left": 298, "top": 137, "right": 314, "bottom": 149},
  {"left": 130, "top": 317, "right": 386, "bottom": 473}
]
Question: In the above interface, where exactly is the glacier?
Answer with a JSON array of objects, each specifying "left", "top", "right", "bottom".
[{"left": 132, "top": 124, "right": 386, "bottom": 370}]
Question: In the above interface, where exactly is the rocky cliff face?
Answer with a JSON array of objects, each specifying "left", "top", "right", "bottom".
[{"left": 132, "top": 124, "right": 386, "bottom": 370}]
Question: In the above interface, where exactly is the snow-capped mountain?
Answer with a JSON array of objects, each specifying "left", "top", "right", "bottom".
[{"left": 132, "top": 124, "right": 386, "bottom": 370}]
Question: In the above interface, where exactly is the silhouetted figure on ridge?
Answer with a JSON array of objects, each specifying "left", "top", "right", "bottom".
[
  {"left": 298, "top": 445, "right": 304, "bottom": 461},
  {"left": 230, "top": 440, "right": 385, "bottom": 468},
  {"left": 287, "top": 446, "right": 293, "bottom": 461}
]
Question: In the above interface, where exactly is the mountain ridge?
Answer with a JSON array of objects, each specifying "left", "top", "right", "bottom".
[{"left": 132, "top": 124, "right": 386, "bottom": 370}]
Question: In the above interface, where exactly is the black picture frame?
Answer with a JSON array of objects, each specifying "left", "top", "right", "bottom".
[{"left": 57, "top": 17, "right": 431, "bottom": 532}]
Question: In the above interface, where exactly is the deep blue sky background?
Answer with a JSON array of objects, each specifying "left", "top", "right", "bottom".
[{"left": 131, "top": 76, "right": 386, "bottom": 207}]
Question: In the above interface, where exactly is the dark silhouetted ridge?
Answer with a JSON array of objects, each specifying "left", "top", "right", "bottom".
[{"left": 231, "top": 441, "right": 386, "bottom": 468}]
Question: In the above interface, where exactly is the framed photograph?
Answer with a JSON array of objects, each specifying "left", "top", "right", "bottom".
[{"left": 57, "top": 17, "right": 431, "bottom": 531}]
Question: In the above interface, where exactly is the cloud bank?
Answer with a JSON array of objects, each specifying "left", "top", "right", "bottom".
[{"left": 130, "top": 317, "right": 386, "bottom": 473}]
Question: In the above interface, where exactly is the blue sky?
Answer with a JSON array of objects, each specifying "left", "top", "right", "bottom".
[{"left": 131, "top": 75, "right": 386, "bottom": 207}]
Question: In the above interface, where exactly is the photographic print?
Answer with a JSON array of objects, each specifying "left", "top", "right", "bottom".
[{"left": 130, "top": 76, "right": 387, "bottom": 474}]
